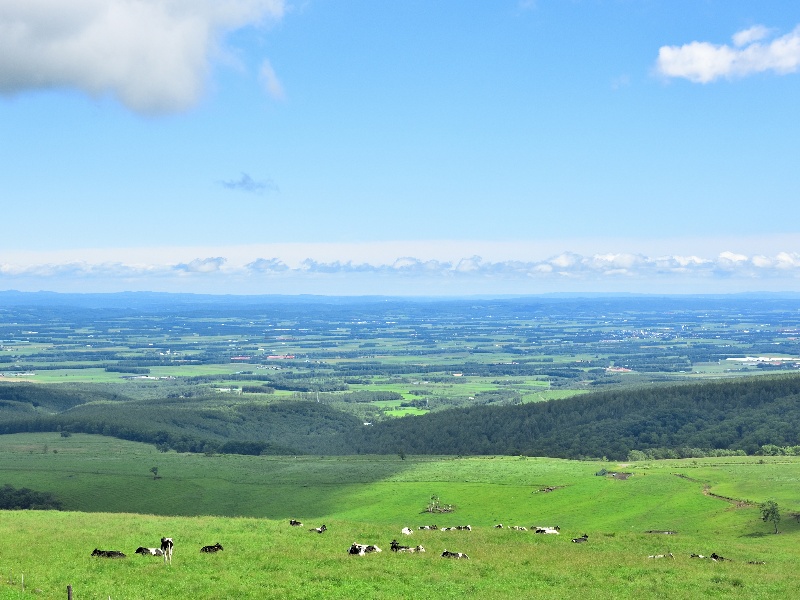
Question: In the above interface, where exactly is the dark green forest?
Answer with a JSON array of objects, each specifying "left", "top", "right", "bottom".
[{"left": 2, "top": 375, "right": 800, "bottom": 460}]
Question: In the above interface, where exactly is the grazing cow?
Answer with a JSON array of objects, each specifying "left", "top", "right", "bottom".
[
  {"left": 348, "top": 543, "right": 382, "bottom": 556},
  {"left": 442, "top": 525, "right": 471, "bottom": 531},
  {"left": 690, "top": 554, "right": 708, "bottom": 559},
  {"left": 418, "top": 525, "right": 438, "bottom": 530},
  {"left": 571, "top": 534, "right": 589, "bottom": 543},
  {"left": 534, "top": 526, "right": 560, "bottom": 535},
  {"left": 510, "top": 526, "right": 527, "bottom": 531},
  {"left": 289, "top": 519, "right": 303, "bottom": 527},
  {"left": 135, "top": 547, "right": 164, "bottom": 557},
  {"left": 748, "top": 560, "right": 766, "bottom": 565},
  {"left": 401, "top": 527, "right": 414, "bottom": 536},
  {"left": 441, "top": 549, "right": 469, "bottom": 559},
  {"left": 390, "top": 540, "right": 426, "bottom": 553},
  {"left": 92, "top": 549, "right": 126, "bottom": 558},
  {"left": 200, "top": 543, "right": 223, "bottom": 553},
  {"left": 310, "top": 524, "right": 327, "bottom": 534},
  {"left": 161, "top": 537, "right": 174, "bottom": 565},
  {"left": 648, "top": 553, "right": 674, "bottom": 559}
]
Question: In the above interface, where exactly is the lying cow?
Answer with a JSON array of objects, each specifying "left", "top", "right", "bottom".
[
  {"left": 648, "top": 553, "right": 673, "bottom": 559},
  {"left": 441, "top": 549, "right": 469, "bottom": 559},
  {"left": 135, "top": 547, "right": 164, "bottom": 556},
  {"left": 390, "top": 540, "right": 426, "bottom": 553},
  {"left": 348, "top": 543, "right": 382, "bottom": 556},
  {"left": 200, "top": 543, "right": 223, "bottom": 553},
  {"left": 571, "top": 534, "right": 589, "bottom": 543},
  {"left": 441, "top": 525, "right": 471, "bottom": 531},
  {"left": 310, "top": 524, "right": 327, "bottom": 534},
  {"left": 92, "top": 549, "right": 125, "bottom": 558},
  {"left": 710, "top": 553, "right": 728, "bottom": 562},
  {"left": 289, "top": 519, "right": 303, "bottom": 527},
  {"left": 418, "top": 525, "right": 438, "bottom": 530},
  {"left": 494, "top": 524, "right": 504, "bottom": 529},
  {"left": 161, "top": 537, "right": 174, "bottom": 565},
  {"left": 401, "top": 527, "right": 414, "bottom": 535},
  {"left": 510, "top": 526, "right": 527, "bottom": 531},
  {"left": 534, "top": 526, "right": 560, "bottom": 534}
]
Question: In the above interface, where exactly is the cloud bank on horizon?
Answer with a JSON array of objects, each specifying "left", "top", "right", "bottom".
[
  {"left": 2, "top": 249, "right": 799, "bottom": 295},
  {"left": 0, "top": 0, "right": 284, "bottom": 113}
]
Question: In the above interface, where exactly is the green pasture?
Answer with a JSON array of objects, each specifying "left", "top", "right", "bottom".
[
  {"left": 0, "top": 434, "right": 799, "bottom": 598},
  {"left": 520, "top": 389, "right": 586, "bottom": 403}
]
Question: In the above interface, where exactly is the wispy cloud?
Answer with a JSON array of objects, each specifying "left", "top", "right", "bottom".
[
  {"left": 0, "top": 0, "right": 285, "bottom": 114},
  {"left": 656, "top": 24, "right": 800, "bottom": 83},
  {"left": 259, "top": 59, "right": 285, "bottom": 100},
  {"left": 220, "top": 172, "right": 278, "bottom": 194}
]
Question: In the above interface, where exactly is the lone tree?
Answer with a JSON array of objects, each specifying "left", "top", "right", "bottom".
[
  {"left": 760, "top": 499, "right": 780, "bottom": 534},
  {"left": 150, "top": 466, "right": 159, "bottom": 480}
]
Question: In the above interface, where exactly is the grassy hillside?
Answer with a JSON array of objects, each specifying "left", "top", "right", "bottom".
[{"left": 0, "top": 433, "right": 799, "bottom": 598}]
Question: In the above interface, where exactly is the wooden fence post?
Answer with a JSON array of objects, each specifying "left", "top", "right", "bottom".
[{"left": 67, "top": 584, "right": 72, "bottom": 600}]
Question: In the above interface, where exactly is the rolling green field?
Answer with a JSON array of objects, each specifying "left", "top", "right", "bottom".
[{"left": 0, "top": 433, "right": 798, "bottom": 599}]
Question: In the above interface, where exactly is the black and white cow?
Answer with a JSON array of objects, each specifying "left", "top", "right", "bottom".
[
  {"left": 390, "top": 540, "right": 426, "bottom": 553},
  {"left": 648, "top": 553, "right": 674, "bottom": 559},
  {"left": 348, "top": 543, "right": 382, "bottom": 556},
  {"left": 710, "top": 553, "right": 728, "bottom": 562},
  {"left": 418, "top": 525, "right": 438, "bottom": 530},
  {"left": 510, "top": 526, "right": 527, "bottom": 531},
  {"left": 200, "top": 542, "right": 223, "bottom": 553},
  {"left": 161, "top": 537, "right": 174, "bottom": 564},
  {"left": 534, "top": 526, "right": 560, "bottom": 534},
  {"left": 135, "top": 547, "right": 164, "bottom": 557},
  {"left": 401, "top": 527, "right": 414, "bottom": 535},
  {"left": 289, "top": 519, "right": 303, "bottom": 527},
  {"left": 309, "top": 524, "right": 327, "bottom": 534},
  {"left": 441, "top": 549, "right": 469, "bottom": 559},
  {"left": 571, "top": 534, "right": 589, "bottom": 543},
  {"left": 92, "top": 549, "right": 126, "bottom": 558},
  {"left": 441, "top": 525, "right": 471, "bottom": 531},
  {"left": 494, "top": 524, "right": 504, "bottom": 529}
]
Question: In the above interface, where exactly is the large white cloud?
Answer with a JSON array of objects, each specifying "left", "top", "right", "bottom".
[
  {"left": 656, "top": 24, "right": 800, "bottom": 83},
  {"left": 0, "top": 0, "right": 284, "bottom": 113}
]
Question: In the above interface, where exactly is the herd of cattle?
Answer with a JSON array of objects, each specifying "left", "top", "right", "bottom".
[
  {"left": 91, "top": 537, "right": 220, "bottom": 562},
  {"left": 301, "top": 521, "right": 576, "bottom": 560},
  {"left": 90, "top": 523, "right": 747, "bottom": 564}
]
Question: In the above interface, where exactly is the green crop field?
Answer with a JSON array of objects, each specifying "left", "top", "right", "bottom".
[{"left": 0, "top": 433, "right": 798, "bottom": 599}]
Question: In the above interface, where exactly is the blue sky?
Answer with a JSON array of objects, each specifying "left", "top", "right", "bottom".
[{"left": 1, "top": 0, "right": 799, "bottom": 295}]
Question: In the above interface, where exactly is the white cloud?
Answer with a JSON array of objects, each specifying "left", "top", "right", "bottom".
[
  {"left": 732, "top": 25, "right": 771, "bottom": 48},
  {"left": 656, "top": 24, "right": 800, "bottom": 83},
  {"left": 0, "top": 0, "right": 285, "bottom": 113},
  {"left": 175, "top": 257, "right": 226, "bottom": 273}
]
